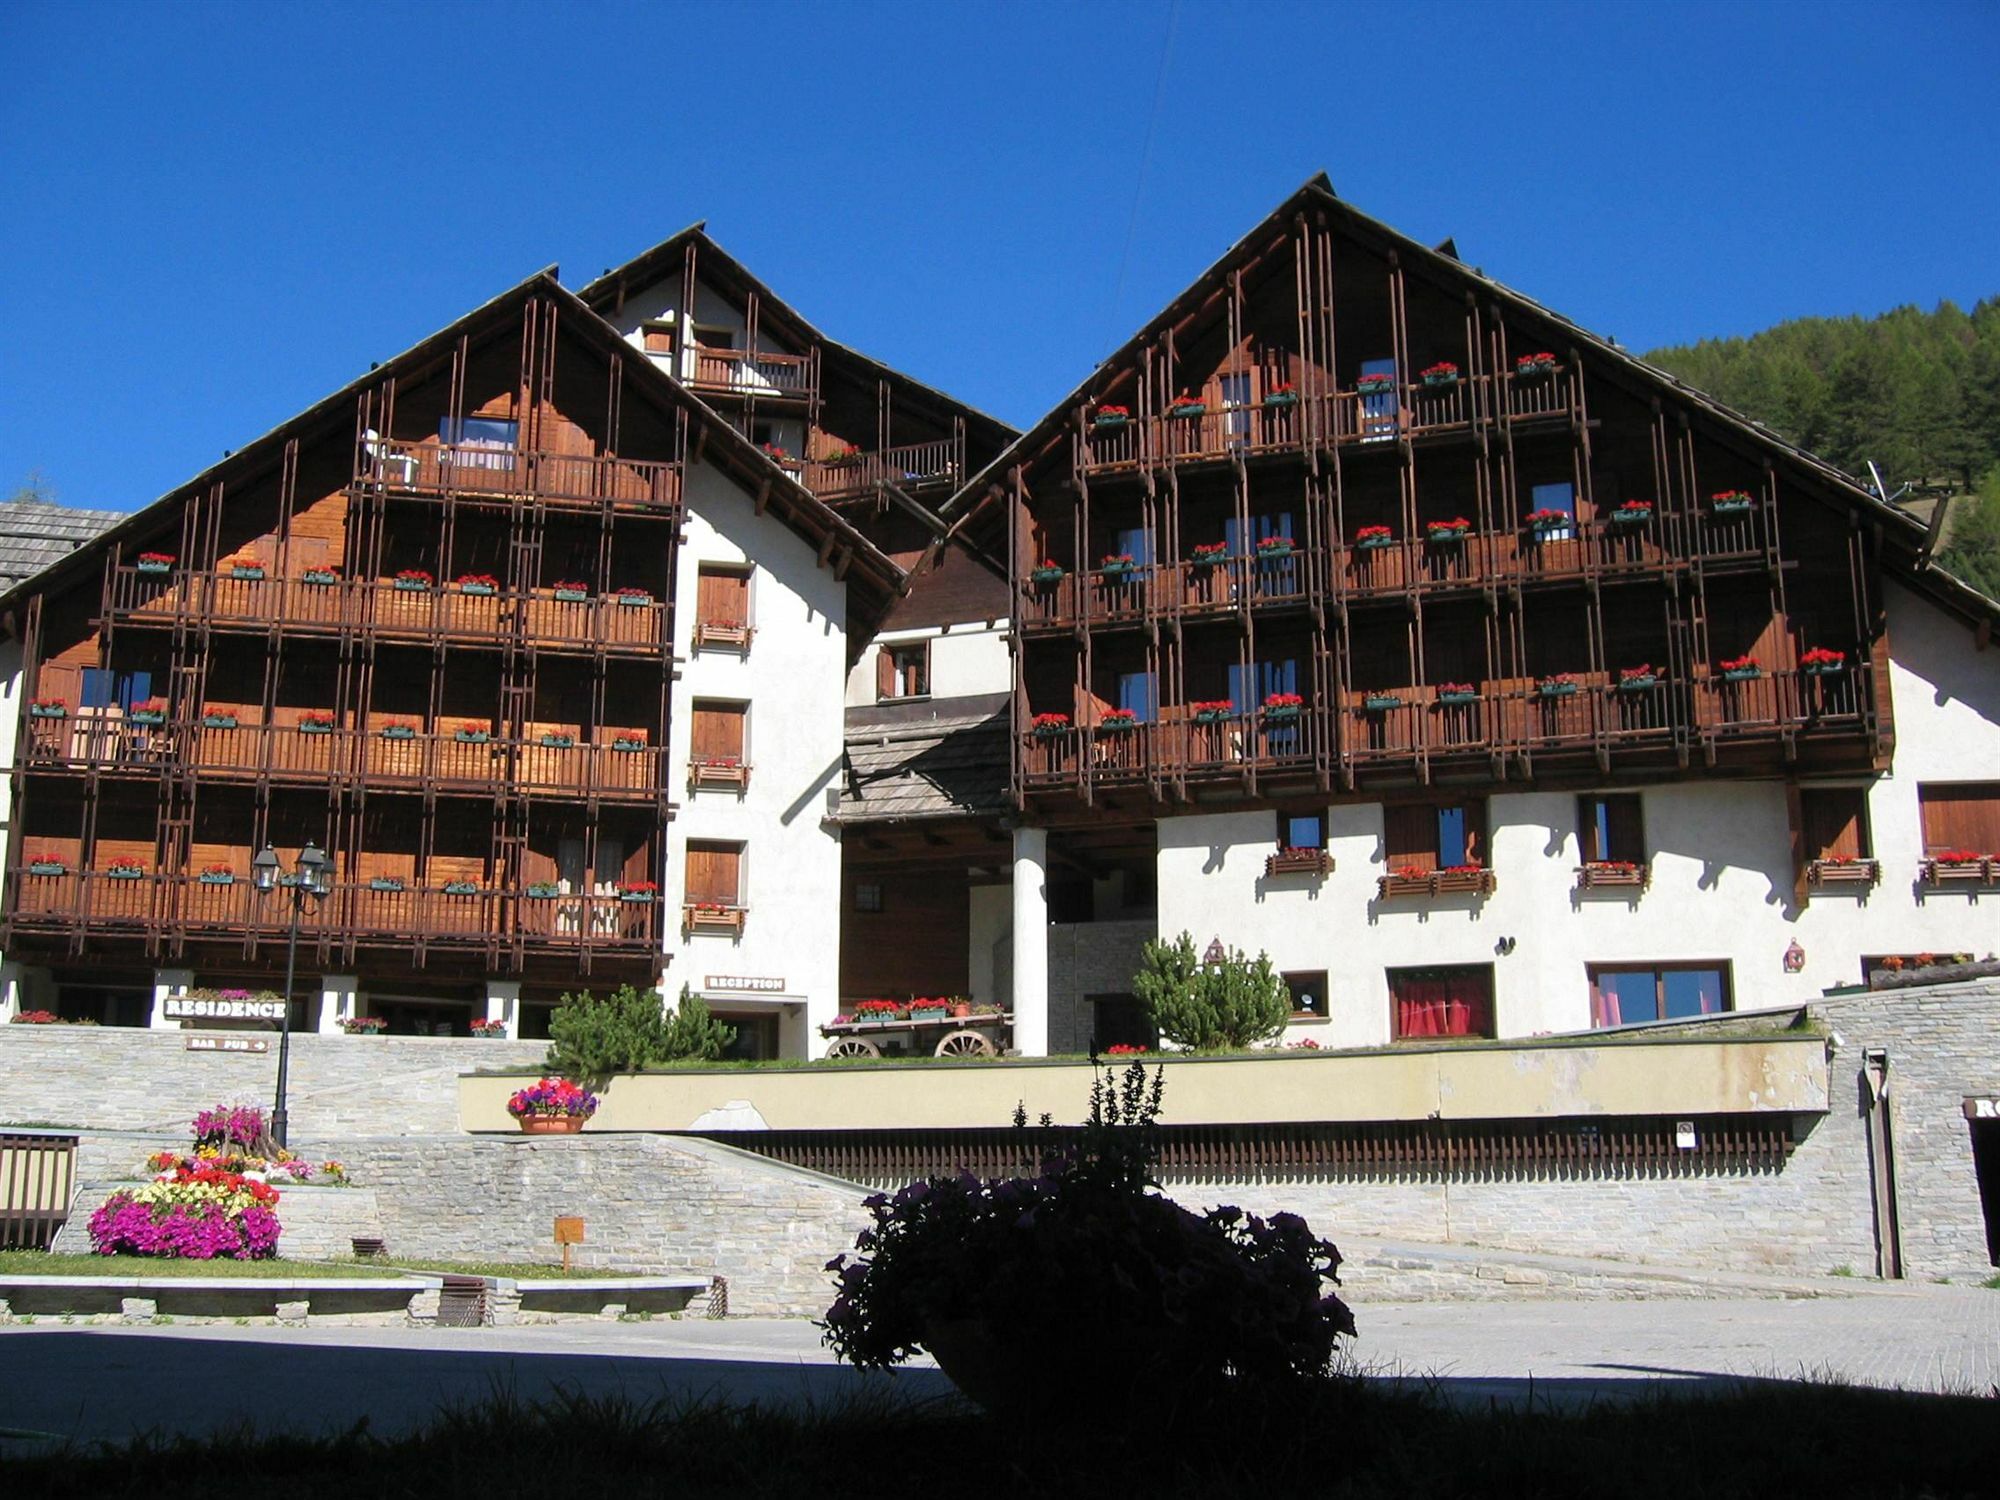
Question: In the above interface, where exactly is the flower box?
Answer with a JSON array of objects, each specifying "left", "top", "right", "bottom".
[
  {"left": 1709, "top": 492, "right": 1755, "bottom": 517},
  {"left": 380, "top": 723, "right": 418, "bottom": 740},
  {"left": 909, "top": 1006, "right": 951, "bottom": 1021},
  {"left": 201, "top": 713, "right": 239, "bottom": 729},
  {"left": 1920, "top": 854, "right": 1997, "bottom": 889},
  {"left": 1610, "top": 502, "right": 1653, "bottom": 525},
  {"left": 470, "top": 1020, "right": 508, "bottom": 1039},
  {"left": 1377, "top": 866, "right": 1496, "bottom": 899},
  {"left": 1355, "top": 374, "right": 1396, "bottom": 394},
  {"left": 27, "top": 860, "right": 68, "bottom": 876},
  {"left": 525, "top": 883, "right": 561, "bottom": 899},
  {"left": 457, "top": 581, "right": 498, "bottom": 597},
  {"left": 1576, "top": 861, "right": 1650, "bottom": 891},
  {"left": 1265, "top": 848, "right": 1332, "bottom": 878},
  {"left": 29, "top": 703, "right": 67, "bottom": 720},
  {"left": 1616, "top": 674, "right": 1660, "bottom": 693},
  {"left": 1095, "top": 711, "right": 1138, "bottom": 733},
  {"left": 1030, "top": 714, "right": 1070, "bottom": 740},
  {"left": 1098, "top": 557, "right": 1139, "bottom": 580},
  {"left": 539, "top": 733, "right": 575, "bottom": 749},
  {"left": 392, "top": 576, "right": 432, "bottom": 593},
  {"left": 1538, "top": 679, "right": 1580, "bottom": 698},
  {"left": 1419, "top": 362, "right": 1460, "bottom": 388},
  {"left": 1030, "top": 564, "right": 1067, "bottom": 587},
  {"left": 1362, "top": 695, "right": 1402, "bottom": 712},
  {"left": 611, "top": 737, "right": 648, "bottom": 752},
  {"left": 454, "top": 729, "right": 490, "bottom": 744},
  {"left": 1255, "top": 540, "right": 1298, "bottom": 560},
  {"left": 1433, "top": 690, "right": 1480, "bottom": 707},
  {"left": 441, "top": 881, "right": 480, "bottom": 896},
  {"left": 619, "top": 885, "right": 658, "bottom": 904},
  {"left": 1355, "top": 532, "right": 1397, "bottom": 552},
  {"left": 1166, "top": 401, "right": 1206, "bottom": 418},
  {"left": 297, "top": 718, "right": 335, "bottom": 734},
  {"left": 553, "top": 587, "right": 591, "bottom": 603},
  {"left": 1807, "top": 857, "right": 1880, "bottom": 889},
  {"left": 1189, "top": 544, "right": 1229, "bottom": 567},
  {"left": 229, "top": 565, "right": 266, "bottom": 581},
  {"left": 1719, "top": 667, "right": 1761, "bottom": 683},
  {"left": 198, "top": 870, "right": 236, "bottom": 886},
  {"left": 1189, "top": 702, "right": 1234, "bottom": 725},
  {"left": 341, "top": 1017, "right": 388, "bottom": 1035},
  {"left": 1262, "top": 694, "right": 1304, "bottom": 721},
  {"left": 1424, "top": 520, "right": 1471, "bottom": 543},
  {"left": 1263, "top": 388, "right": 1300, "bottom": 408},
  {"left": 1800, "top": 648, "right": 1847, "bottom": 677},
  {"left": 1514, "top": 354, "right": 1557, "bottom": 378},
  {"left": 105, "top": 865, "right": 145, "bottom": 881},
  {"left": 616, "top": 591, "right": 652, "bottom": 607},
  {"left": 368, "top": 877, "right": 404, "bottom": 893},
  {"left": 130, "top": 708, "right": 167, "bottom": 725},
  {"left": 136, "top": 557, "right": 174, "bottom": 575},
  {"left": 1091, "top": 408, "right": 1129, "bottom": 430},
  {"left": 302, "top": 568, "right": 339, "bottom": 586}
]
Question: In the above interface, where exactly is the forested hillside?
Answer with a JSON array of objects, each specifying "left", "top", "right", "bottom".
[{"left": 1646, "top": 299, "right": 2000, "bottom": 599}]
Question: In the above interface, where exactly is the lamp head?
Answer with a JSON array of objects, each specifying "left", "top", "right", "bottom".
[{"left": 252, "top": 846, "right": 280, "bottom": 893}]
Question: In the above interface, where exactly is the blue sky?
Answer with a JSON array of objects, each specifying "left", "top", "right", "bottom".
[{"left": 3, "top": 1, "right": 1996, "bottom": 510}]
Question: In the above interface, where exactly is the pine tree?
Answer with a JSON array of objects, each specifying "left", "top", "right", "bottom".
[{"left": 1132, "top": 931, "right": 1292, "bottom": 1051}]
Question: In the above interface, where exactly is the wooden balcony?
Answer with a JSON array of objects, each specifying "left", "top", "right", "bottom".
[
  {"left": 1021, "top": 708, "right": 1325, "bottom": 795},
  {"left": 8, "top": 870, "right": 661, "bottom": 962},
  {"left": 354, "top": 443, "right": 681, "bottom": 513},
  {"left": 1689, "top": 665, "right": 1875, "bottom": 751},
  {"left": 688, "top": 346, "right": 817, "bottom": 402},
  {"left": 804, "top": 439, "right": 964, "bottom": 502},
  {"left": 19, "top": 717, "right": 667, "bottom": 803},
  {"left": 106, "top": 569, "right": 670, "bottom": 655},
  {"left": 1023, "top": 551, "right": 1316, "bottom": 633}
]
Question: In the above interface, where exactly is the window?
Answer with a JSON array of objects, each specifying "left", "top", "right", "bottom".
[
  {"left": 1116, "top": 670, "right": 1155, "bottom": 723},
  {"left": 1280, "top": 811, "right": 1325, "bottom": 851},
  {"left": 692, "top": 325, "right": 736, "bottom": 351},
  {"left": 853, "top": 882, "right": 883, "bottom": 914},
  {"left": 689, "top": 701, "right": 748, "bottom": 787},
  {"left": 877, "top": 643, "right": 930, "bottom": 701},
  {"left": 1384, "top": 800, "right": 1487, "bottom": 872},
  {"left": 641, "top": 321, "right": 674, "bottom": 354},
  {"left": 684, "top": 840, "right": 743, "bottom": 909},
  {"left": 715, "top": 1011, "right": 779, "bottom": 1061},
  {"left": 1089, "top": 994, "right": 1156, "bottom": 1053},
  {"left": 695, "top": 566, "right": 751, "bottom": 641},
  {"left": 1589, "top": 963, "right": 1730, "bottom": 1028},
  {"left": 1530, "top": 480, "right": 1576, "bottom": 540},
  {"left": 1578, "top": 794, "right": 1645, "bottom": 865},
  {"left": 1917, "top": 783, "right": 2000, "bottom": 856},
  {"left": 439, "top": 416, "right": 518, "bottom": 471},
  {"left": 1283, "top": 970, "right": 1327, "bottom": 1021},
  {"left": 1114, "top": 525, "right": 1154, "bottom": 566},
  {"left": 80, "top": 668, "right": 152, "bottom": 713},
  {"left": 1359, "top": 357, "right": 1398, "bottom": 440},
  {"left": 1389, "top": 965, "right": 1494, "bottom": 1039},
  {"left": 1220, "top": 371, "right": 1252, "bottom": 440}
]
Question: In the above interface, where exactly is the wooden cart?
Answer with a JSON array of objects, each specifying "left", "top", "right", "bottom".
[{"left": 820, "top": 1010, "right": 1014, "bottom": 1059}]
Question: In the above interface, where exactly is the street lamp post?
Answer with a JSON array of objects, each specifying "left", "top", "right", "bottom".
[{"left": 253, "top": 841, "right": 332, "bottom": 1149}]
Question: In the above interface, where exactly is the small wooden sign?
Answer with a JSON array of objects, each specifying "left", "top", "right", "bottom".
[
  {"left": 554, "top": 1215, "right": 585, "bottom": 1270},
  {"left": 185, "top": 1035, "right": 270, "bottom": 1054}
]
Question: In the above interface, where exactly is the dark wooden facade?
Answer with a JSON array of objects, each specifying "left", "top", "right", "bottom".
[{"left": 959, "top": 183, "right": 1897, "bottom": 825}]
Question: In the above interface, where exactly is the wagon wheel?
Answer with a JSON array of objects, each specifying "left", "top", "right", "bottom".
[
  {"left": 827, "top": 1037, "right": 880, "bottom": 1059},
  {"left": 934, "top": 1029, "right": 997, "bottom": 1058}
]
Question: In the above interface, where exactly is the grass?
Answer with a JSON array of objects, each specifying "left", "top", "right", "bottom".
[
  {"left": 0, "top": 1252, "right": 648, "bottom": 1281},
  {"left": 3, "top": 1379, "right": 1996, "bottom": 1499},
  {"left": 1984, "top": 1273, "right": 2000, "bottom": 1290}
]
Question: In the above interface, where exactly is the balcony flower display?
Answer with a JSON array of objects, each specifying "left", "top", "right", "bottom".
[
  {"left": 339, "top": 1016, "right": 388, "bottom": 1034},
  {"left": 302, "top": 565, "right": 340, "bottom": 586},
  {"left": 1030, "top": 559, "right": 1066, "bottom": 587},
  {"left": 1931, "top": 849, "right": 1990, "bottom": 867},
  {"left": 611, "top": 730, "right": 648, "bottom": 751},
  {"left": 1363, "top": 692, "right": 1402, "bottom": 712},
  {"left": 1353, "top": 524, "right": 1395, "bottom": 550},
  {"left": 453, "top": 719, "right": 491, "bottom": 743},
  {"left": 368, "top": 875, "right": 405, "bottom": 892},
  {"left": 105, "top": 856, "right": 146, "bottom": 879},
  {"left": 392, "top": 568, "right": 434, "bottom": 592},
  {"left": 1515, "top": 351, "right": 1557, "bottom": 377},
  {"left": 1618, "top": 663, "right": 1661, "bottom": 691},
  {"left": 1800, "top": 646, "right": 1847, "bottom": 675},
  {"left": 1262, "top": 692, "right": 1304, "bottom": 721},
  {"left": 130, "top": 697, "right": 168, "bottom": 724},
  {"left": 1538, "top": 673, "right": 1580, "bottom": 697},
  {"left": 1612, "top": 499, "right": 1654, "bottom": 524},
  {"left": 136, "top": 551, "right": 176, "bottom": 574},
  {"left": 28, "top": 697, "right": 67, "bottom": 719},
  {"left": 506, "top": 1077, "right": 599, "bottom": 1132},
  {"left": 1255, "top": 535, "right": 1297, "bottom": 561},
  {"left": 615, "top": 586, "right": 653, "bottom": 606},
  {"left": 617, "top": 880, "right": 658, "bottom": 903},
  {"left": 1419, "top": 360, "right": 1460, "bottom": 387},
  {"left": 26, "top": 851, "right": 68, "bottom": 876},
  {"left": 1098, "top": 552, "right": 1139, "bottom": 579},
  {"left": 539, "top": 730, "right": 576, "bottom": 748},
  {"left": 441, "top": 880, "right": 480, "bottom": 896},
  {"left": 455, "top": 572, "right": 501, "bottom": 596},
  {"left": 1424, "top": 517, "right": 1471, "bottom": 542},
  {"left": 1355, "top": 370, "right": 1396, "bottom": 394},
  {"left": 227, "top": 557, "right": 267, "bottom": 581},
  {"left": 525, "top": 880, "right": 561, "bottom": 898},
  {"left": 199, "top": 864, "right": 236, "bottom": 885},
  {"left": 201, "top": 708, "right": 239, "bottom": 728},
  {"left": 1433, "top": 682, "right": 1478, "bottom": 705},
  {"left": 1030, "top": 712, "right": 1070, "bottom": 739},
  {"left": 761, "top": 442, "right": 793, "bottom": 462},
  {"left": 1189, "top": 699, "right": 1234, "bottom": 724},
  {"left": 1523, "top": 508, "right": 1571, "bottom": 535},
  {"left": 552, "top": 579, "right": 591, "bottom": 602},
  {"left": 379, "top": 717, "right": 419, "bottom": 740},
  {"left": 822, "top": 440, "right": 862, "bottom": 466},
  {"left": 1096, "top": 707, "right": 1138, "bottom": 733},
  {"left": 1092, "top": 404, "right": 1130, "bottom": 429},
  {"left": 87, "top": 1166, "right": 282, "bottom": 1261},
  {"left": 1166, "top": 394, "right": 1205, "bottom": 417},
  {"left": 1263, "top": 381, "right": 1299, "bottom": 408},
  {"left": 469, "top": 1018, "right": 508, "bottom": 1038},
  {"left": 1717, "top": 654, "right": 1760, "bottom": 681},
  {"left": 298, "top": 711, "right": 336, "bottom": 733},
  {"left": 1190, "top": 541, "right": 1229, "bottom": 567},
  {"left": 1709, "top": 489, "right": 1756, "bottom": 516}
]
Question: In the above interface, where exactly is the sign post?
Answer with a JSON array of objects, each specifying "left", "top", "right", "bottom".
[{"left": 553, "top": 1215, "right": 585, "bottom": 1272}]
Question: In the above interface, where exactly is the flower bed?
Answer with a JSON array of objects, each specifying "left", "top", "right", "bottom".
[
  {"left": 89, "top": 1168, "right": 282, "bottom": 1260},
  {"left": 507, "top": 1077, "right": 599, "bottom": 1123}
]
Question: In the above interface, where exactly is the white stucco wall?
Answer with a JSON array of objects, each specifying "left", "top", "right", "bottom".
[
  {"left": 1152, "top": 580, "right": 2000, "bottom": 1048},
  {"left": 844, "top": 620, "right": 1011, "bottom": 708},
  {"left": 669, "top": 462, "right": 848, "bottom": 1049},
  {"left": 607, "top": 274, "right": 803, "bottom": 414}
]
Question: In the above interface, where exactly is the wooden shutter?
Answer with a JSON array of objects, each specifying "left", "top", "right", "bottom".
[
  {"left": 1801, "top": 788, "right": 1865, "bottom": 859},
  {"left": 1918, "top": 783, "right": 2000, "bottom": 854},
  {"left": 876, "top": 648, "right": 897, "bottom": 700},
  {"left": 697, "top": 568, "right": 748, "bottom": 626},
  {"left": 684, "top": 841, "right": 740, "bottom": 904},
  {"left": 1604, "top": 795, "right": 1644, "bottom": 864},
  {"left": 1383, "top": 805, "right": 1434, "bottom": 870},
  {"left": 691, "top": 704, "right": 745, "bottom": 760}
]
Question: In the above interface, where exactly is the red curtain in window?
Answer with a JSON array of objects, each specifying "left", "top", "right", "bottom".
[{"left": 1395, "top": 972, "right": 1492, "bottom": 1038}]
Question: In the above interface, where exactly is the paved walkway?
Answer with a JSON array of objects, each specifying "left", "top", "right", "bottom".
[{"left": 3, "top": 1283, "right": 1993, "bottom": 1447}]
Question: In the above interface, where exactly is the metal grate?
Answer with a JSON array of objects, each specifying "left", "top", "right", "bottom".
[
  {"left": 690, "top": 1115, "right": 1799, "bottom": 1192},
  {"left": 438, "top": 1274, "right": 488, "bottom": 1327}
]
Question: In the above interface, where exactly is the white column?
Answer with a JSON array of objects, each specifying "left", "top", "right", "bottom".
[
  {"left": 0, "top": 961, "right": 21, "bottom": 1023},
  {"left": 317, "top": 973, "right": 358, "bottom": 1035},
  {"left": 484, "top": 979, "right": 521, "bottom": 1036},
  {"left": 1011, "top": 827, "right": 1050, "bottom": 1057},
  {"left": 151, "top": 967, "right": 193, "bottom": 1030}
]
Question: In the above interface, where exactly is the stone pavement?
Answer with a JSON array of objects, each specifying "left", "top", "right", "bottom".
[{"left": 2, "top": 1278, "right": 1993, "bottom": 1448}]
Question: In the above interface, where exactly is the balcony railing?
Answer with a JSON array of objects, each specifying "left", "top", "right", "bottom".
[
  {"left": 20, "top": 718, "right": 666, "bottom": 801},
  {"left": 355, "top": 443, "right": 681, "bottom": 511},
  {"left": 106, "top": 569, "right": 669, "bottom": 654},
  {"left": 9, "top": 870, "right": 660, "bottom": 957},
  {"left": 803, "top": 439, "right": 963, "bottom": 501},
  {"left": 688, "top": 346, "right": 816, "bottom": 400}
]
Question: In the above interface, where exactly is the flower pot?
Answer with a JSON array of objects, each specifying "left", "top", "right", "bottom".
[
  {"left": 1721, "top": 668, "right": 1761, "bottom": 682},
  {"left": 369, "top": 879, "right": 404, "bottom": 893},
  {"left": 1031, "top": 726, "right": 1067, "bottom": 740},
  {"left": 1424, "top": 529, "right": 1468, "bottom": 545},
  {"left": 459, "top": 583, "right": 497, "bottom": 596},
  {"left": 951, "top": 1002, "right": 972, "bottom": 1018},
  {"left": 201, "top": 714, "right": 239, "bottom": 729},
  {"left": 1435, "top": 692, "right": 1479, "bottom": 706},
  {"left": 28, "top": 862, "right": 68, "bottom": 876},
  {"left": 230, "top": 567, "right": 266, "bottom": 581},
  {"left": 1610, "top": 509, "right": 1651, "bottom": 526},
  {"left": 1263, "top": 705, "right": 1302, "bottom": 721},
  {"left": 1091, "top": 415, "right": 1128, "bottom": 430},
  {"left": 517, "top": 1115, "right": 586, "bottom": 1135},
  {"left": 1263, "top": 391, "right": 1299, "bottom": 408},
  {"left": 302, "top": 570, "right": 338, "bottom": 585},
  {"left": 1095, "top": 719, "right": 1137, "bottom": 733},
  {"left": 442, "top": 882, "right": 480, "bottom": 896},
  {"left": 619, "top": 891, "right": 656, "bottom": 904},
  {"left": 910, "top": 1008, "right": 949, "bottom": 1022},
  {"left": 1538, "top": 683, "right": 1579, "bottom": 698},
  {"left": 611, "top": 740, "right": 647, "bottom": 753},
  {"left": 298, "top": 722, "right": 334, "bottom": 735},
  {"left": 1256, "top": 546, "right": 1297, "bottom": 561},
  {"left": 198, "top": 873, "right": 235, "bottom": 886},
  {"left": 1422, "top": 373, "right": 1459, "bottom": 388},
  {"left": 1710, "top": 500, "right": 1754, "bottom": 518},
  {"left": 1099, "top": 564, "right": 1138, "bottom": 581},
  {"left": 381, "top": 726, "right": 416, "bottom": 740},
  {"left": 137, "top": 561, "right": 172, "bottom": 575},
  {"left": 553, "top": 588, "right": 590, "bottom": 602},
  {"left": 525, "top": 887, "right": 561, "bottom": 900},
  {"left": 1363, "top": 696, "right": 1401, "bottom": 712},
  {"left": 540, "top": 735, "right": 575, "bottom": 748},
  {"left": 106, "top": 869, "right": 144, "bottom": 881},
  {"left": 454, "top": 730, "right": 490, "bottom": 743},
  {"left": 1356, "top": 535, "right": 1396, "bottom": 551},
  {"left": 1617, "top": 676, "right": 1660, "bottom": 692},
  {"left": 616, "top": 594, "right": 651, "bottom": 608},
  {"left": 1192, "top": 710, "right": 1231, "bottom": 724},
  {"left": 1803, "top": 663, "right": 1845, "bottom": 677},
  {"left": 29, "top": 706, "right": 66, "bottom": 720},
  {"left": 130, "top": 710, "right": 166, "bottom": 725},
  {"left": 1030, "top": 569, "right": 1065, "bottom": 587}
]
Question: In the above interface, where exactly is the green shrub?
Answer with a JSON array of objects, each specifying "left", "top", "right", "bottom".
[
  {"left": 1132, "top": 931, "right": 1292, "bottom": 1050},
  {"left": 547, "top": 984, "right": 735, "bottom": 1079}
]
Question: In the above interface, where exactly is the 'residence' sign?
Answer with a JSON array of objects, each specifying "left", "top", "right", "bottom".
[{"left": 164, "top": 995, "right": 286, "bottom": 1021}]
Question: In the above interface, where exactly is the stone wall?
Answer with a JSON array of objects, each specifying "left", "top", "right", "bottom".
[
  {"left": 1047, "top": 918, "right": 1154, "bottom": 1054},
  {"left": 333, "top": 1133, "right": 867, "bottom": 1315},
  {"left": 0, "top": 1027, "right": 548, "bottom": 1137}
]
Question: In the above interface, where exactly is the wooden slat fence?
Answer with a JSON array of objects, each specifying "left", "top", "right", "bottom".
[{"left": 0, "top": 1130, "right": 78, "bottom": 1250}]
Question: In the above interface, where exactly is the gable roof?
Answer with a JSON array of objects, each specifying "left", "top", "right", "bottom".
[
  {"left": 577, "top": 224, "right": 1017, "bottom": 453},
  {"left": 943, "top": 174, "right": 2000, "bottom": 638},
  {"left": 0, "top": 270, "right": 910, "bottom": 626},
  {"left": 0, "top": 496, "right": 124, "bottom": 592}
]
